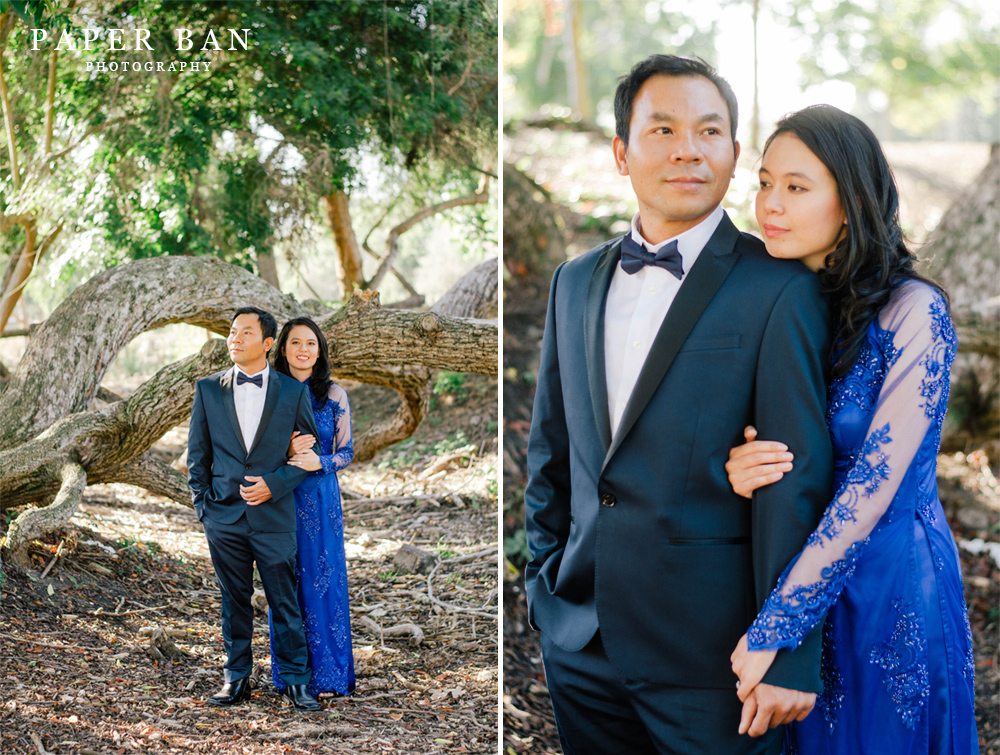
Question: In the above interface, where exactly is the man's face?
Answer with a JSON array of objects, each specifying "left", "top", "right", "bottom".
[
  {"left": 227, "top": 313, "right": 273, "bottom": 370},
  {"left": 613, "top": 74, "right": 740, "bottom": 244}
]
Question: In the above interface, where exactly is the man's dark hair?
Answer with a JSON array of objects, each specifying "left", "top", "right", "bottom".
[
  {"left": 614, "top": 55, "right": 738, "bottom": 151},
  {"left": 232, "top": 306, "right": 277, "bottom": 350}
]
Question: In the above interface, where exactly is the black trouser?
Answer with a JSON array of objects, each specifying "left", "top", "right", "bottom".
[
  {"left": 541, "top": 631, "right": 783, "bottom": 755},
  {"left": 202, "top": 514, "right": 310, "bottom": 685}
]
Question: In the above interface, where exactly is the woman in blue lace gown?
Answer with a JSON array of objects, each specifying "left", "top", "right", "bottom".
[
  {"left": 269, "top": 317, "right": 356, "bottom": 699},
  {"left": 726, "top": 106, "right": 978, "bottom": 753}
]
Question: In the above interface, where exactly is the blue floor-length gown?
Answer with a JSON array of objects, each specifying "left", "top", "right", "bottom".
[
  {"left": 746, "top": 281, "right": 978, "bottom": 754},
  {"left": 270, "top": 382, "right": 356, "bottom": 697}
]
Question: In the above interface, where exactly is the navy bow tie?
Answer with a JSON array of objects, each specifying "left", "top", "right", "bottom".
[
  {"left": 619, "top": 235, "right": 684, "bottom": 279},
  {"left": 237, "top": 371, "right": 263, "bottom": 388}
]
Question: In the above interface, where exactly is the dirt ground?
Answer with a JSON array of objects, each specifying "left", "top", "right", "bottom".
[
  {"left": 501, "top": 273, "right": 1000, "bottom": 755},
  {"left": 0, "top": 375, "right": 499, "bottom": 755}
]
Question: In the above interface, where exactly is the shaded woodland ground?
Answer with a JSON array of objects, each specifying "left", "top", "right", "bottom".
[
  {"left": 0, "top": 375, "right": 499, "bottom": 755},
  {"left": 501, "top": 273, "right": 1000, "bottom": 755}
]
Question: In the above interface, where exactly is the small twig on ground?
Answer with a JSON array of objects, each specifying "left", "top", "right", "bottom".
[
  {"left": 30, "top": 732, "right": 53, "bottom": 755},
  {"left": 425, "top": 562, "right": 499, "bottom": 619},
  {"left": 0, "top": 631, "right": 110, "bottom": 653},
  {"left": 441, "top": 546, "right": 497, "bottom": 564},
  {"left": 39, "top": 541, "right": 65, "bottom": 579}
]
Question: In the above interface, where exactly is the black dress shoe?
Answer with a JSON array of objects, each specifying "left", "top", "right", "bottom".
[
  {"left": 284, "top": 684, "right": 320, "bottom": 711},
  {"left": 208, "top": 676, "right": 251, "bottom": 707}
]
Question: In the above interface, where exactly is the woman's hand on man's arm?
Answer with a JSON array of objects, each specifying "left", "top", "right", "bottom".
[{"left": 725, "top": 425, "right": 795, "bottom": 498}]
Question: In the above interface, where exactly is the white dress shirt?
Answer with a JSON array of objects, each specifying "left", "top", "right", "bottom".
[
  {"left": 233, "top": 364, "right": 270, "bottom": 453},
  {"left": 604, "top": 205, "right": 725, "bottom": 438}
]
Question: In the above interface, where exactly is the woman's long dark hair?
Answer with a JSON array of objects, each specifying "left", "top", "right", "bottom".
[
  {"left": 273, "top": 317, "right": 333, "bottom": 407},
  {"left": 763, "top": 105, "right": 948, "bottom": 378}
]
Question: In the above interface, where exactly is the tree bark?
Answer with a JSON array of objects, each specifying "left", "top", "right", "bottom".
[
  {"left": 256, "top": 250, "right": 280, "bottom": 289},
  {"left": 0, "top": 221, "right": 61, "bottom": 335},
  {"left": 3, "top": 461, "right": 86, "bottom": 565},
  {"left": 431, "top": 257, "right": 498, "bottom": 319},
  {"left": 324, "top": 190, "right": 364, "bottom": 299},
  {"left": 0, "top": 30, "right": 20, "bottom": 190},
  {"left": 920, "top": 144, "right": 999, "bottom": 316}
]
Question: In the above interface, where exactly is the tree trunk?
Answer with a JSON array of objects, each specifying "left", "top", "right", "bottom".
[
  {"left": 563, "top": 0, "right": 591, "bottom": 122},
  {"left": 0, "top": 220, "right": 61, "bottom": 335},
  {"left": 0, "top": 33, "right": 20, "bottom": 190},
  {"left": 920, "top": 144, "right": 999, "bottom": 316},
  {"left": 920, "top": 145, "right": 1000, "bottom": 450},
  {"left": 502, "top": 162, "right": 567, "bottom": 278},
  {"left": 256, "top": 250, "right": 280, "bottom": 289},
  {"left": 0, "top": 257, "right": 497, "bottom": 550},
  {"left": 324, "top": 190, "right": 364, "bottom": 299},
  {"left": 2, "top": 462, "right": 86, "bottom": 565},
  {"left": 431, "top": 257, "right": 498, "bottom": 319}
]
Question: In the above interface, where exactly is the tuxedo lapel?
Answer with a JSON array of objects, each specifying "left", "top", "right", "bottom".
[
  {"left": 603, "top": 217, "right": 742, "bottom": 470},
  {"left": 248, "top": 372, "right": 281, "bottom": 457},
  {"left": 219, "top": 369, "right": 248, "bottom": 456},
  {"left": 584, "top": 240, "right": 620, "bottom": 453}
]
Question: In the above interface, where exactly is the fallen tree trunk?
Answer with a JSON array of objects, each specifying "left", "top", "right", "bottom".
[
  {"left": 0, "top": 256, "right": 496, "bottom": 449},
  {"left": 0, "top": 256, "right": 497, "bottom": 561}
]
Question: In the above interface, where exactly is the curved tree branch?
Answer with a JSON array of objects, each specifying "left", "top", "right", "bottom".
[
  {"left": 93, "top": 453, "right": 191, "bottom": 507},
  {"left": 0, "top": 256, "right": 497, "bottom": 514},
  {"left": 2, "top": 461, "right": 86, "bottom": 565},
  {"left": 365, "top": 190, "right": 490, "bottom": 293},
  {"left": 0, "top": 256, "right": 497, "bottom": 449}
]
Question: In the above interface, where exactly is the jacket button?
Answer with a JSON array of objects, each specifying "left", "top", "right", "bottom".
[
  {"left": 245, "top": 465, "right": 252, "bottom": 470},
  {"left": 600, "top": 493, "right": 616, "bottom": 507}
]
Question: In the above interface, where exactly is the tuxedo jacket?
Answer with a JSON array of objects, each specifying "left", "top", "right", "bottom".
[
  {"left": 524, "top": 213, "right": 834, "bottom": 693},
  {"left": 187, "top": 367, "right": 320, "bottom": 533}
]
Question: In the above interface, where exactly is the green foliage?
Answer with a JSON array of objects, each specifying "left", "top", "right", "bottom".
[
  {"left": 503, "top": 527, "right": 531, "bottom": 569},
  {"left": 782, "top": 0, "right": 998, "bottom": 137},
  {"left": 2, "top": 0, "right": 498, "bottom": 285},
  {"left": 374, "top": 429, "right": 473, "bottom": 470},
  {"left": 504, "top": 0, "right": 718, "bottom": 122},
  {"left": 433, "top": 370, "right": 469, "bottom": 403}
]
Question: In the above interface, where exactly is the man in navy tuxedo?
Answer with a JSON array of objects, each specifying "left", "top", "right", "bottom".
[
  {"left": 524, "top": 55, "right": 834, "bottom": 753},
  {"left": 188, "top": 307, "right": 320, "bottom": 711}
]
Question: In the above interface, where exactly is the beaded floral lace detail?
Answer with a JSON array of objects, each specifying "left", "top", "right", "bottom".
[
  {"left": 869, "top": 598, "right": 929, "bottom": 729},
  {"left": 917, "top": 297, "right": 956, "bottom": 521},
  {"left": 747, "top": 290, "right": 956, "bottom": 654},
  {"left": 827, "top": 328, "right": 900, "bottom": 422},
  {"left": 817, "top": 618, "right": 845, "bottom": 731},
  {"left": 315, "top": 398, "right": 354, "bottom": 475},
  {"left": 962, "top": 607, "right": 976, "bottom": 684}
]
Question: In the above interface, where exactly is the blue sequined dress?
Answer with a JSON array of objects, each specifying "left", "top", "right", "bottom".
[
  {"left": 270, "top": 382, "right": 356, "bottom": 697},
  {"left": 746, "top": 281, "right": 978, "bottom": 754}
]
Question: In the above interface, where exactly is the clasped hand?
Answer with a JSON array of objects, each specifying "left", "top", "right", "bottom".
[
  {"left": 287, "top": 430, "right": 321, "bottom": 472},
  {"left": 240, "top": 476, "right": 272, "bottom": 505},
  {"left": 731, "top": 634, "right": 815, "bottom": 737}
]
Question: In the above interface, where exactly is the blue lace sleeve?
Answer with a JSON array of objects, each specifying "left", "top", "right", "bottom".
[
  {"left": 747, "top": 283, "right": 956, "bottom": 651},
  {"left": 316, "top": 384, "right": 353, "bottom": 476}
]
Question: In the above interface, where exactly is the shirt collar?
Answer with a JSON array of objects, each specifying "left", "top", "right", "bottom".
[
  {"left": 233, "top": 364, "right": 270, "bottom": 384},
  {"left": 630, "top": 204, "right": 725, "bottom": 261}
]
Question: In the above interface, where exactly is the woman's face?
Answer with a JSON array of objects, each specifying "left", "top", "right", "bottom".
[
  {"left": 755, "top": 132, "right": 847, "bottom": 272},
  {"left": 282, "top": 324, "right": 320, "bottom": 373}
]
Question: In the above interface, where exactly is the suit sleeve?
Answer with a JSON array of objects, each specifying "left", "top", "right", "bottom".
[
  {"left": 523, "top": 263, "right": 573, "bottom": 629},
  {"left": 186, "top": 381, "right": 213, "bottom": 517},
  {"left": 752, "top": 270, "right": 834, "bottom": 693},
  {"left": 261, "top": 383, "right": 320, "bottom": 501}
]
